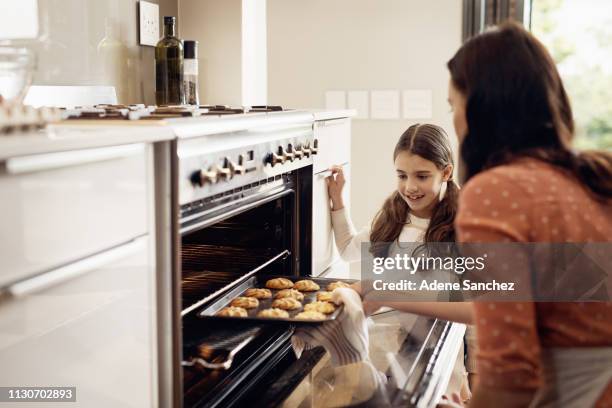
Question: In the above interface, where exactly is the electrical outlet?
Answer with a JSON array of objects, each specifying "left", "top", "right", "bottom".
[{"left": 139, "top": 1, "right": 159, "bottom": 47}]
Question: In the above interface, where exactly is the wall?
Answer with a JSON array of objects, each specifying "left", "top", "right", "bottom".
[
  {"left": 268, "top": 0, "right": 463, "bottom": 230},
  {"left": 31, "top": 0, "right": 178, "bottom": 105},
  {"left": 178, "top": 0, "right": 242, "bottom": 106}
]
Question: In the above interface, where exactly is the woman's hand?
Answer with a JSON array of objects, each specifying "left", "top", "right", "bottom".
[
  {"left": 326, "top": 165, "right": 345, "bottom": 210},
  {"left": 437, "top": 393, "right": 465, "bottom": 407}
]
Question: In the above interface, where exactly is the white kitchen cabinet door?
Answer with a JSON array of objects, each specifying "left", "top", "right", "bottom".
[
  {"left": 313, "top": 118, "right": 351, "bottom": 173},
  {"left": 0, "top": 144, "right": 149, "bottom": 287},
  {"left": 312, "top": 164, "right": 351, "bottom": 276},
  {"left": 0, "top": 236, "right": 157, "bottom": 408}
]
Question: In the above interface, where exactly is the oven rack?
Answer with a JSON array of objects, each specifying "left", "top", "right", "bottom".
[{"left": 181, "top": 249, "right": 291, "bottom": 317}]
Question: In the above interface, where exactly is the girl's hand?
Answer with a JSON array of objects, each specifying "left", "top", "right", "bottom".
[{"left": 326, "top": 165, "right": 345, "bottom": 210}]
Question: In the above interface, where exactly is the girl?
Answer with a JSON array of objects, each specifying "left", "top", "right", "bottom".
[
  {"left": 327, "top": 123, "right": 473, "bottom": 322},
  {"left": 443, "top": 22, "right": 612, "bottom": 407},
  {"left": 327, "top": 123, "right": 474, "bottom": 399}
]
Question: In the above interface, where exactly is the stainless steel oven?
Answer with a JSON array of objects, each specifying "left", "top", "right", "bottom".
[{"left": 163, "top": 112, "right": 316, "bottom": 407}]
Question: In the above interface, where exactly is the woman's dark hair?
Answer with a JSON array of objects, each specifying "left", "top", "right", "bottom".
[
  {"left": 447, "top": 21, "right": 612, "bottom": 199},
  {"left": 369, "top": 124, "right": 458, "bottom": 257}
]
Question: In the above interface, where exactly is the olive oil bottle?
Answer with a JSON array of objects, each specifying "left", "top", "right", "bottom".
[{"left": 155, "top": 16, "right": 185, "bottom": 105}]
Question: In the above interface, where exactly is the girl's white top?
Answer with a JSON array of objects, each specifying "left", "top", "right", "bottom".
[{"left": 330, "top": 207, "right": 430, "bottom": 262}]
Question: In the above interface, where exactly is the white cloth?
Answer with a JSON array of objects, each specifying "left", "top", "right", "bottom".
[
  {"left": 291, "top": 288, "right": 369, "bottom": 366},
  {"left": 330, "top": 208, "right": 429, "bottom": 263}
]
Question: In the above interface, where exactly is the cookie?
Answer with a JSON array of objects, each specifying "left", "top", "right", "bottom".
[
  {"left": 216, "top": 306, "right": 248, "bottom": 317},
  {"left": 257, "top": 308, "right": 290, "bottom": 318},
  {"left": 294, "top": 311, "right": 326, "bottom": 321},
  {"left": 274, "top": 289, "right": 305, "bottom": 301},
  {"left": 304, "top": 301, "right": 336, "bottom": 314},
  {"left": 244, "top": 288, "right": 272, "bottom": 299},
  {"left": 327, "top": 281, "right": 351, "bottom": 291},
  {"left": 293, "top": 279, "right": 320, "bottom": 292},
  {"left": 265, "top": 277, "right": 294, "bottom": 290},
  {"left": 230, "top": 296, "right": 259, "bottom": 309},
  {"left": 317, "top": 291, "right": 333, "bottom": 302},
  {"left": 271, "top": 297, "right": 302, "bottom": 310}
]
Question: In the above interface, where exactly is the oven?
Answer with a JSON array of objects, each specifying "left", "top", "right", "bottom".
[{"left": 166, "top": 112, "right": 316, "bottom": 407}]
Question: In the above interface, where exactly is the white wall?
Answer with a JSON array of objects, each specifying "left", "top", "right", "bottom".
[
  {"left": 179, "top": 0, "right": 242, "bottom": 105},
  {"left": 179, "top": 0, "right": 268, "bottom": 106},
  {"left": 268, "top": 0, "right": 463, "bottom": 229}
]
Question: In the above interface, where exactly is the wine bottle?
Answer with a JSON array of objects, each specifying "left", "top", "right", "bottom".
[{"left": 155, "top": 16, "right": 185, "bottom": 105}]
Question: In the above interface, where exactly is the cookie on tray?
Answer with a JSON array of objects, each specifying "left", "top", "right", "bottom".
[
  {"left": 265, "top": 277, "right": 294, "bottom": 290},
  {"left": 216, "top": 306, "right": 248, "bottom": 317},
  {"left": 257, "top": 308, "right": 290, "bottom": 318},
  {"left": 293, "top": 279, "right": 320, "bottom": 292},
  {"left": 230, "top": 296, "right": 259, "bottom": 309},
  {"left": 271, "top": 297, "right": 302, "bottom": 310},
  {"left": 244, "top": 288, "right": 272, "bottom": 299},
  {"left": 327, "top": 281, "right": 351, "bottom": 291},
  {"left": 274, "top": 288, "right": 305, "bottom": 301},
  {"left": 304, "top": 301, "right": 336, "bottom": 314},
  {"left": 294, "top": 311, "right": 326, "bottom": 321},
  {"left": 316, "top": 291, "right": 333, "bottom": 302}
]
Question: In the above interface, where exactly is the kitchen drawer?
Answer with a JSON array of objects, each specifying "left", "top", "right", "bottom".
[
  {"left": 0, "top": 144, "right": 149, "bottom": 287},
  {"left": 313, "top": 118, "right": 350, "bottom": 173},
  {"left": 312, "top": 164, "right": 351, "bottom": 276},
  {"left": 0, "top": 236, "right": 156, "bottom": 407}
]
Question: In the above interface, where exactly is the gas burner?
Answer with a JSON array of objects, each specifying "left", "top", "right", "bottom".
[
  {"left": 61, "top": 104, "right": 287, "bottom": 121},
  {"left": 200, "top": 105, "right": 246, "bottom": 115},
  {"left": 0, "top": 105, "right": 63, "bottom": 134}
]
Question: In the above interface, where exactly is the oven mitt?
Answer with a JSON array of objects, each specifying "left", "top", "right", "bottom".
[{"left": 291, "top": 287, "right": 369, "bottom": 366}]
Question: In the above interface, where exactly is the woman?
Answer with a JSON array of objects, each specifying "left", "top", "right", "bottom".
[{"left": 443, "top": 22, "right": 612, "bottom": 407}]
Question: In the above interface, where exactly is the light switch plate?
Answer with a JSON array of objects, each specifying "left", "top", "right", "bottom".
[
  {"left": 371, "top": 90, "right": 400, "bottom": 119},
  {"left": 347, "top": 91, "right": 369, "bottom": 119},
  {"left": 139, "top": 1, "right": 159, "bottom": 47}
]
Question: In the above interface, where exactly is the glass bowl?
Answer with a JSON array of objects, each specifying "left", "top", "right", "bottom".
[{"left": 0, "top": 47, "right": 35, "bottom": 106}]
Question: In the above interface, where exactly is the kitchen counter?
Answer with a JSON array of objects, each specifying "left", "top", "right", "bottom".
[
  {"left": 0, "top": 109, "right": 356, "bottom": 161},
  {"left": 310, "top": 109, "right": 356, "bottom": 121},
  {"left": 0, "top": 124, "right": 174, "bottom": 160}
]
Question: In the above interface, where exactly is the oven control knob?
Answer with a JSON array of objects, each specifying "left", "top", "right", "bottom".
[
  {"left": 302, "top": 142, "right": 311, "bottom": 158},
  {"left": 284, "top": 144, "right": 295, "bottom": 162},
  {"left": 218, "top": 160, "right": 232, "bottom": 181},
  {"left": 191, "top": 166, "right": 219, "bottom": 186},
  {"left": 266, "top": 148, "right": 286, "bottom": 166},
  {"left": 293, "top": 145, "right": 304, "bottom": 159},
  {"left": 230, "top": 154, "right": 246, "bottom": 175},
  {"left": 311, "top": 139, "right": 319, "bottom": 155}
]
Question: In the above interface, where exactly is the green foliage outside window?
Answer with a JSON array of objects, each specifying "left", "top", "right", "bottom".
[{"left": 531, "top": 0, "right": 612, "bottom": 149}]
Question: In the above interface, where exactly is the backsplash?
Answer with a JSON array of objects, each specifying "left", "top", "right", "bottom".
[{"left": 30, "top": 0, "right": 178, "bottom": 105}]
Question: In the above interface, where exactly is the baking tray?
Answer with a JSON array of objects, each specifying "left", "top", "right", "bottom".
[{"left": 198, "top": 275, "right": 357, "bottom": 325}]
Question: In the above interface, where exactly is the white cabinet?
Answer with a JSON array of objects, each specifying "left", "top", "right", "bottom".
[
  {"left": 312, "top": 116, "right": 352, "bottom": 276},
  {"left": 0, "top": 144, "right": 149, "bottom": 287},
  {"left": 0, "top": 236, "right": 156, "bottom": 407},
  {"left": 0, "top": 143, "right": 158, "bottom": 407}
]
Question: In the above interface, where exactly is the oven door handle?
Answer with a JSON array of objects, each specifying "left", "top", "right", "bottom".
[
  {"left": 0, "top": 236, "right": 147, "bottom": 299},
  {"left": 181, "top": 188, "right": 294, "bottom": 234},
  {"left": 182, "top": 337, "right": 251, "bottom": 371},
  {"left": 182, "top": 328, "right": 259, "bottom": 371}
]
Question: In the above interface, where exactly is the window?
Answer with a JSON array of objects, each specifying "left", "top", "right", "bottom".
[{"left": 531, "top": 0, "right": 612, "bottom": 149}]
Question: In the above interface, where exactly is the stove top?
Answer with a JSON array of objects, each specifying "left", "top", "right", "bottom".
[{"left": 62, "top": 104, "right": 286, "bottom": 121}]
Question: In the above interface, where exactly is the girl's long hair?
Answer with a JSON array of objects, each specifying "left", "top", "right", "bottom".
[
  {"left": 447, "top": 21, "right": 612, "bottom": 200},
  {"left": 369, "top": 124, "right": 458, "bottom": 257}
]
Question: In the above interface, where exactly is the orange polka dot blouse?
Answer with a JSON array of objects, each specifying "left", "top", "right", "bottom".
[{"left": 455, "top": 158, "right": 612, "bottom": 405}]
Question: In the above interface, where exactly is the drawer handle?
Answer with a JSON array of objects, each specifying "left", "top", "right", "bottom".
[
  {"left": 1, "top": 236, "right": 147, "bottom": 299},
  {"left": 4, "top": 144, "right": 145, "bottom": 174}
]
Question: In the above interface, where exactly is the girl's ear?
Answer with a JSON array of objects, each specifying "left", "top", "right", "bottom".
[{"left": 442, "top": 164, "right": 454, "bottom": 182}]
